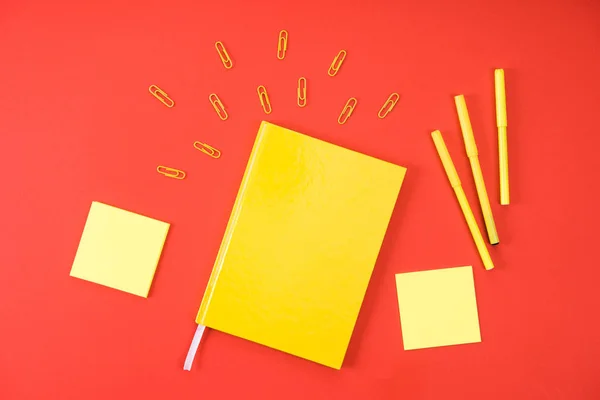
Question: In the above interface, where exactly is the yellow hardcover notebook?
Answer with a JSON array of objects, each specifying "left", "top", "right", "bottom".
[{"left": 190, "top": 121, "right": 406, "bottom": 369}]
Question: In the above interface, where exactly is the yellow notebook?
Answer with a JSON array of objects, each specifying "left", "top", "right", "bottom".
[{"left": 193, "top": 121, "right": 406, "bottom": 369}]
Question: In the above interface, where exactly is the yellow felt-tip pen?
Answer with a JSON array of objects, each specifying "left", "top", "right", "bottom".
[
  {"left": 431, "top": 130, "right": 495, "bottom": 271},
  {"left": 495, "top": 69, "right": 509, "bottom": 205},
  {"left": 454, "top": 95, "right": 500, "bottom": 245}
]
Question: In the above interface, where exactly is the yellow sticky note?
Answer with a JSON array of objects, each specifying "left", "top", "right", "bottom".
[
  {"left": 395, "top": 266, "right": 481, "bottom": 350},
  {"left": 70, "top": 201, "right": 170, "bottom": 297}
]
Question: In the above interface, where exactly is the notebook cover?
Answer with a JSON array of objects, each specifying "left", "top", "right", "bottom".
[{"left": 196, "top": 121, "right": 406, "bottom": 369}]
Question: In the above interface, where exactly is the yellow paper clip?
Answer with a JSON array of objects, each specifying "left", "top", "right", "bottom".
[
  {"left": 257, "top": 85, "right": 272, "bottom": 114},
  {"left": 378, "top": 93, "right": 400, "bottom": 119},
  {"left": 148, "top": 85, "right": 175, "bottom": 108},
  {"left": 193, "top": 141, "right": 221, "bottom": 159},
  {"left": 277, "top": 30, "right": 288, "bottom": 60},
  {"left": 297, "top": 77, "right": 307, "bottom": 107},
  {"left": 328, "top": 50, "right": 347, "bottom": 77},
  {"left": 157, "top": 166, "right": 186, "bottom": 179},
  {"left": 209, "top": 93, "right": 228, "bottom": 120},
  {"left": 338, "top": 97, "right": 357, "bottom": 124},
  {"left": 215, "top": 41, "right": 233, "bottom": 69}
]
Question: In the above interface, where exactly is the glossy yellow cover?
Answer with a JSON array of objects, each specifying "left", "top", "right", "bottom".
[{"left": 196, "top": 121, "right": 406, "bottom": 369}]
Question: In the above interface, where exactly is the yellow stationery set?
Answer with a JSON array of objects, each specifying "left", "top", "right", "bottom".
[
  {"left": 184, "top": 121, "right": 407, "bottom": 370},
  {"left": 73, "top": 35, "right": 509, "bottom": 369}
]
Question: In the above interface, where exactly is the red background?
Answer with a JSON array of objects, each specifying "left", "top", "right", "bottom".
[{"left": 2, "top": 0, "right": 600, "bottom": 398}]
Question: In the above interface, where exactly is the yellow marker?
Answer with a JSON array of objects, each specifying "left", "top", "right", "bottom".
[
  {"left": 148, "top": 85, "right": 174, "bottom": 108},
  {"left": 209, "top": 93, "right": 228, "bottom": 120},
  {"left": 193, "top": 141, "right": 221, "bottom": 159},
  {"left": 215, "top": 41, "right": 233, "bottom": 69},
  {"left": 495, "top": 69, "right": 509, "bottom": 205},
  {"left": 328, "top": 50, "right": 346, "bottom": 76},
  {"left": 431, "top": 130, "right": 495, "bottom": 270},
  {"left": 377, "top": 93, "right": 400, "bottom": 119},
  {"left": 454, "top": 95, "right": 500, "bottom": 245},
  {"left": 157, "top": 166, "right": 186, "bottom": 179},
  {"left": 337, "top": 97, "right": 357, "bottom": 124},
  {"left": 257, "top": 85, "right": 272, "bottom": 114},
  {"left": 277, "top": 30, "right": 288, "bottom": 60},
  {"left": 297, "top": 77, "right": 307, "bottom": 107}
]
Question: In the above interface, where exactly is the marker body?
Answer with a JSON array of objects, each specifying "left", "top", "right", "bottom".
[
  {"left": 495, "top": 69, "right": 509, "bottom": 205},
  {"left": 455, "top": 95, "right": 500, "bottom": 244},
  {"left": 498, "top": 126, "right": 509, "bottom": 205}
]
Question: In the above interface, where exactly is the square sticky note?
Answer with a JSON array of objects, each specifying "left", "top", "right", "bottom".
[
  {"left": 70, "top": 201, "right": 170, "bottom": 297},
  {"left": 395, "top": 266, "right": 481, "bottom": 350}
]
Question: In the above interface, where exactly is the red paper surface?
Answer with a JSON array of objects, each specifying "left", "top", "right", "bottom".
[{"left": 1, "top": 0, "right": 599, "bottom": 398}]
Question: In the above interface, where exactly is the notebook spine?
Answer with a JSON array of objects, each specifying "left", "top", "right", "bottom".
[{"left": 195, "top": 122, "right": 269, "bottom": 324}]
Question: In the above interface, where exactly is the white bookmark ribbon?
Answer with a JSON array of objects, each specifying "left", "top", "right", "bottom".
[{"left": 183, "top": 324, "right": 206, "bottom": 371}]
